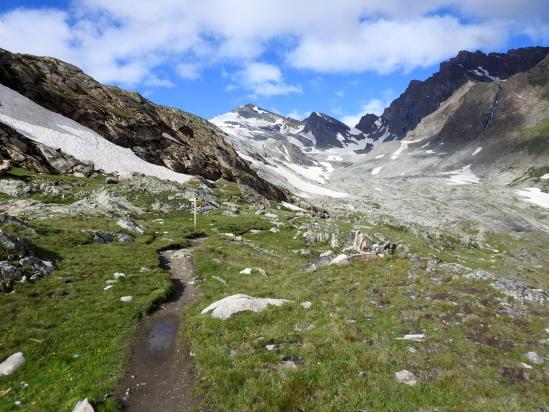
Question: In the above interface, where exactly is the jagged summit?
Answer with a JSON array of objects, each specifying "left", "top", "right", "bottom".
[{"left": 356, "top": 46, "right": 549, "bottom": 143}]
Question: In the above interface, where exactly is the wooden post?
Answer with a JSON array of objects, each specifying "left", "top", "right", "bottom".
[{"left": 190, "top": 197, "right": 197, "bottom": 229}]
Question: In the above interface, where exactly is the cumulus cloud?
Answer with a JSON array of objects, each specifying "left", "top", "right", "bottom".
[
  {"left": 288, "top": 16, "right": 505, "bottom": 73},
  {"left": 231, "top": 62, "right": 302, "bottom": 97},
  {"left": 0, "top": 0, "right": 546, "bottom": 91}
]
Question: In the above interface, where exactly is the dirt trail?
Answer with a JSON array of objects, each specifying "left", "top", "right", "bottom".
[{"left": 118, "top": 238, "right": 205, "bottom": 411}]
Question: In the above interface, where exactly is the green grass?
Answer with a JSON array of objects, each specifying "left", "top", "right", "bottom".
[
  {"left": 183, "top": 217, "right": 549, "bottom": 412},
  {"left": 1, "top": 169, "right": 548, "bottom": 411}
]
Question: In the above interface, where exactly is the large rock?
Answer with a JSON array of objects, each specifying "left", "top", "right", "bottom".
[
  {"left": 0, "top": 352, "right": 25, "bottom": 376},
  {"left": 0, "top": 122, "right": 94, "bottom": 177},
  {"left": 116, "top": 219, "right": 144, "bottom": 235},
  {"left": 0, "top": 160, "right": 11, "bottom": 175},
  {"left": 395, "top": 369, "right": 418, "bottom": 386},
  {"left": 0, "top": 179, "right": 34, "bottom": 197},
  {"left": 72, "top": 398, "right": 94, "bottom": 412},
  {"left": 19, "top": 256, "right": 54, "bottom": 280},
  {"left": 0, "top": 229, "right": 29, "bottom": 259},
  {"left": 201, "top": 294, "right": 290, "bottom": 320}
]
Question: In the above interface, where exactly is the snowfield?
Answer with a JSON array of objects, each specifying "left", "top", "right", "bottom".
[
  {"left": 441, "top": 164, "right": 480, "bottom": 185},
  {"left": 515, "top": 187, "right": 549, "bottom": 209},
  {"left": 0, "top": 84, "right": 192, "bottom": 183},
  {"left": 238, "top": 152, "right": 348, "bottom": 199}
]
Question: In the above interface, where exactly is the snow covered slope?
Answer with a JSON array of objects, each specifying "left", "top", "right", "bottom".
[
  {"left": 211, "top": 104, "right": 373, "bottom": 152},
  {"left": 0, "top": 84, "right": 192, "bottom": 183},
  {"left": 211, "top": 105, "right": 349, "bottom": 198}
]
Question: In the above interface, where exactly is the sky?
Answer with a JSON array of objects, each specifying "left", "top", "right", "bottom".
[{"left": 0, "top": 1, "right": 548, "bottom": 126}]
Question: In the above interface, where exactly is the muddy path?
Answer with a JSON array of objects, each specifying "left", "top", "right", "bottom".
[{"left": 118, "top": 237, "right": 206, "bottom": 411}]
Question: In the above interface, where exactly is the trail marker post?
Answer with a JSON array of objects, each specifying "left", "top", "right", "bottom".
[{"left": 190, "top": 197, "right": 197, "bottom": 229}]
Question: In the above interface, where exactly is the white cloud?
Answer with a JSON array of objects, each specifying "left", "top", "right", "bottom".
[
  {"left": 231, "top": 62, "right": 302, "bottom": 97},
  {"left": 341, "top": 96, "right": 393, "bottom": 127},
  {"left": 288, "top": 16, "right": 505, "bottom": 73},
  {"left": 0, "top": 0, "right": 546, "bottom": 90},
  {"left": 286, "top": 109, "right": 311, "bottom": 120},
  {"left": 176, "top": 63, "right": 201, "bottom": 80}
]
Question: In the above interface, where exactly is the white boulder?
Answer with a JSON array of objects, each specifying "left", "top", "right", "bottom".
[
  {"left": 524, "top": 351, "right": 545, "bottom": 365},
  {"left": 0, "top": 352, "right": 25, "bottom": 376},
  {"left": 329, "top": 254, "right": 349, "bottom": 265},
  {"left": 116, "top": 219, "right": 144, "bottom": 235},
  {"left": 239, "top": 268, "right": 253, "bottom": 275},
  {"left": 396, "top": 334, "right": 425, "bottom": 342},
  {"left": 73, "top": 398, "right": 94, "bottom": 412},
  {"left": 300, "top": 301, "right": 312, "bottom": 309},
  {"left": 201, "top": 294, "right": 290, "bottom": 320},
  {"left": 395, "top": 370, "right": 417, "bottom": 386},
  {"left": 120, "top": 296, "right": 133, "bottom": 303}
]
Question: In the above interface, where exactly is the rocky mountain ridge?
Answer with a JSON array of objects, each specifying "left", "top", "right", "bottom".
[
  {"left": 0, "top": 49, "right": 288, "bottom": 201},
  {"left": 211, "top": 104, "right": 368, "bottom": 151},
  {"left": 356, "top": 47, "right": 549, "bottom": 143}
]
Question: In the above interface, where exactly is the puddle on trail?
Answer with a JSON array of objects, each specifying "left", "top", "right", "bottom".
[{"left": 147, "top": 317, "right": 178, "bottom": 353}]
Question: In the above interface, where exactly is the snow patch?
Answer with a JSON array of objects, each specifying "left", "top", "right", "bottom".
[
  {"left": 540, "top": 173, "right": 549, "bottom": 180},
  {"left": 0, "top": 84, "right": 192, "bottom": 183},
  {"left": 282, "top": 202, "right": 306, "bottom": 212},
  {"left": 442, "top": 164, "right": 480, "bottom": 185},
  {"left": 371, "top": 167, "right": 383, "bottom": 175},
  {"left": 515, "top": 188, "right": 549, "bottom": 209},
  {"left": 472, "top": 147, "right": 483, "bottom": 156},
  {"left": 238, "top": 152, "right": 348, "bottom": 199},
  {"left": 375, "top": 155, "right": 385, "bottom": 159},
  {"left": 391, "top": 139, "right": 421, "bottom": 159}
]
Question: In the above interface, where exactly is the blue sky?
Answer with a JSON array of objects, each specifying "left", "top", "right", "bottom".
[{"left": 0, "top": 1, "right": 547, "bottom": 125}]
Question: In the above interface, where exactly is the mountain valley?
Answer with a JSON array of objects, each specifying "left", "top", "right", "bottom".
[{"left": 0, "top": 45, "right": 548, "bottom": 412}]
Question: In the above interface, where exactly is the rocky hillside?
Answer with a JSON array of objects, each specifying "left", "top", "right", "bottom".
[
  {"left": 356, "top": 47, "right": 549, "bottom": 143},
  {"left": 0, "top": 49, "right": 287, "bottom": 201}
]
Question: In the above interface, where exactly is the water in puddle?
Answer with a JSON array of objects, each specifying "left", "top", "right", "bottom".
[{"left": 148, "top": 317, "right": 177, "bottom": 353}]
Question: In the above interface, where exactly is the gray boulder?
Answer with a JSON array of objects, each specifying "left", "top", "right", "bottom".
[
  {"left": 116, "top": 233, "right": 134, "bottom": 244},
  {"left": 116, "top": 219, "right": 144, "bottom": 235},
  {"left": 0, "top": 229, "right": 29, "bottom": 259},
  {"left": 0, "top": 261, "right": 21, "bottom": 290}
]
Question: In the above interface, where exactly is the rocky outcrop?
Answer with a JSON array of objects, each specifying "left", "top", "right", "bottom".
[
  {"left": 0, "top": 229, "right": 54, "bottom": 291},
  {"left": 0, "top": 122, "right": 94, "bottom": 176},
  {"left": 300, "top": 112, "right": 365, "bottom": 149},
  {"left": 356, "top": 47, "right": 549, "bottom": 142},
  {"left": 0, "top": 49, "right": 287, "bottom": 201}
]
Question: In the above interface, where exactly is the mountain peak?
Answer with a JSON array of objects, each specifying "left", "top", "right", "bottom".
[{"left": 356, "top": 46, "right": 549, "bottom": 142}]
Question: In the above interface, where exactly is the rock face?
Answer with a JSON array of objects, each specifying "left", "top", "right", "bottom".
[
  {"left": 201, "top": 294, "right": 290, "bottom": 320},
  {"left": 356, "top": 47, "right": 549, "bottom": 143},
  {"left": 0, "top": 49, "right": 287, "bottom": 201},
  {"left": 300, "top": 112, "right": 365, "bottom": 149},
  {"left": 0, "top": 122, "right": 94, "bottom": 176}
]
